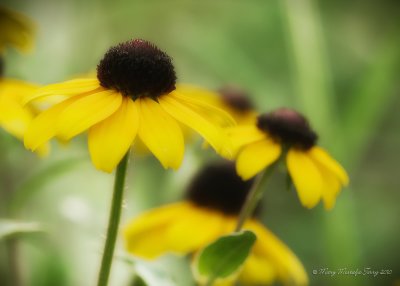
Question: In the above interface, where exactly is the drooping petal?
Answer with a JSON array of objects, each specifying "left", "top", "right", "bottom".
[
  {"left": 24, "top": 94, "right": 86, "bottom": 151},
  {"left": 309, "top": 146, "right": 349, "bottom": 186},
  {"left": 137, "top": 98, "right": 184, "bottom": 170},
  {"left": 56, "top": 90, "right": 122, "bottom": 140},
  {"left": 165, "top": 205, "right": 225, "bottom": 253},
  {"left": 159, "top": 93, "right": 231, "bottom": 157},
  {"left": 310, "top": 155, "right": 343, "bottom": 210},
  {"left": 236, "top": 139, "right": 281, "bottom": 180},
  {"left": 88, "top": 98, "right": 139, "bottom": 172},
  {"left": 23, "top": 78, "right": 101, "bottom": 104},
  {"left": 227, "top": 125, "right": 267, "bottom": 156},
  {"left": 245, "top": 220, "right": 308, "bottom": 286},
  {"left": 287, "top": 149, "right": 323, "bottom": 208},
  {"left": 123, "top": 202, "right": 193, "bottom": 259}
]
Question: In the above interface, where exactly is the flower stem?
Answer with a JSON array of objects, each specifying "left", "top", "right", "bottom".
[
  {"left": 235, "top": 162, "right": 278, "bottom": 232},
  {"left": 97, "top": 152, "right": 130, "bottom": 286}
]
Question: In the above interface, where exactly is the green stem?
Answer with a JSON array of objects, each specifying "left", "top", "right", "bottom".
[
  {"left": 235, "top": 162, "right": 278, "bottom": 232},
  {"left": 97, "top": 152, "right": 130, "bottom": 286}
]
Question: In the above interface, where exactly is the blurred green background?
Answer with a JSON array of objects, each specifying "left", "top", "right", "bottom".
[{"left": 1, "top": 0, "right": 399, "bottom": 285}]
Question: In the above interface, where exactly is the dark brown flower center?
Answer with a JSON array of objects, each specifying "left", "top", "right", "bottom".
[
  {"left": 257, "top": 108, "right": 318, "bottom": 150},
  {"left": 186, "top": 161, "right": 260, "bottom": 216},
  {"left": 97, "top": 39, "right": 176, "bottom": 100},
  {"left": 218, "top": 85, "right": 254, "bottom": 112}
]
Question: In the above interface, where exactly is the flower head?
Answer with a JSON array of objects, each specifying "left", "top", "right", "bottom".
[
  {"left": 24, "top": 39, "right": 234, "bottom": 172},
  {"left": 229, "top": 108, "right": 349, "bottom": 209},
  {"left": 0, "top": 6, "right": 36, "bottom": 53},
  {"left": 124, "top": 162, "right": 308, "bottom": 286}
]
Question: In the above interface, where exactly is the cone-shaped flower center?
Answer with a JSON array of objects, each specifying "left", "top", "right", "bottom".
[
  {"left": 218, "top": 85, "right": 253, "bottom": 112},
  {"left": 257, "top": 108, "right": 317, "bottom": 150},
  {"left": 186, "top": 161, "right": 258, "bottom": 215},
  {"left": 97, "top": 39, "right": 176, "bottom": 100}
]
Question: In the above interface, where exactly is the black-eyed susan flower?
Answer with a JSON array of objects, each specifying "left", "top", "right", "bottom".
[
  {"left": 0, "top": 77, "right": 48, "bottom": 156},
  {"left": 24, "top": 39, "right": 234, "bottom": 172},
  {"left": 124, "top": 162, "right": 308, "bottom": 286},
  {"left": 0, "top": 6, "right": 35, "bottom": 53},
  {"left": 229, "top": 108, "right": 349, "bottom": 210}
]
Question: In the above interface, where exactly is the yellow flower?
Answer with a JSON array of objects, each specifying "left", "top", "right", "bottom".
[
  {"left": 0, "top": 78, "right": 48, "bottom": 156},
  {"left": 229, "top": 108, "right": 349, "bottom": 210},
  {"left": 0, "top": 6, "right": 35, "bottom": 53},
  {"left": 24, "top": 39, "right": 234, "bottom": 172},
  {"left": 124, "top": 162, "right": 308, "bottom": 286}
]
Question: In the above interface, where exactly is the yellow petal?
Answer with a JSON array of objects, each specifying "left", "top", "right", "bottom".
[
  {"left": 123, "top": 202, "right": 192, "bottom": 259},
  {"left": 236, "top": 139, "right": 281, "bottom": 180},
  {"left": 88, "top": 98, "right": 139, "bottom": 172},
  {"left": 165, "top": 205, "right": 225, "bottom": 253},
  {"left": 287, "top": 149, "right": 323, "bottom": 208},
  {"left": 24, "top": 94, "right": 86, "bottom": 151},
  {"left": 0, "top": 78, "right": 39, "bottom": 103},
  {"left": 23, "top": 78, "right": 101, "bottom": 104},
  {"left": 56, "top": 90, "right": 122, "bottom": 140},
  {"left": 0, "top": 95, "right": 33, "bottom": 139},
  {"left": 239, "top": 253, "right": 276, "bottom": 285},
  {"left": 137, "top": 98, "right": 184, "bottom": 170},
  {"left": 309, "top": 146, "right": 349, "bottom": 186},
  {"left": 172, "top": 89, "right": 236, "bottom": 127},
  {"left": 310, "top": 155, "right": 343, "bottom": 210},
  {"left": 159, "top": 93, "right": 231, "bottom": 157},
  {"left": 227, "top": 125, "right": 267, "bottom": 156},
  {"left": 245, "top": 220, "right": 308, "bottom": 286}
]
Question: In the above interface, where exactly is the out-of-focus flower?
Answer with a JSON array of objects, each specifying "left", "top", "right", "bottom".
[
  {"left": 124, "top": 162, "right": 308, "bottom": 286},
  {"left": 229, "top": 108, "right": 349, "bottom": 209},
  {"left": 24, "top": 39, "right": 234, "bottom": 172},
  {"left": 0, "top": 6, "right": 35, "bottom": 53},
  {"left": 0, "top": 78, "right": 48, "bottom": 156}
]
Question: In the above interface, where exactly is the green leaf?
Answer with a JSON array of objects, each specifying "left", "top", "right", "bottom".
[
  {"left": 0, "top": 219, "right": 44, "bottom": 240},
  {"left": 194, "top": 230, "right": 257, "bottom": 284}
]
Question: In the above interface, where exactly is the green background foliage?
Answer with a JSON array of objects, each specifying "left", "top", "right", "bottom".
[{"left": 0, "top": 0, "right": 399, "bottom": 285}]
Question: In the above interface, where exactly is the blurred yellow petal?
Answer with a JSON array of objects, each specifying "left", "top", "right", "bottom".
[
  {"left": 56, "top": 90, "right": 122, "bottom": 140},
  {"left": 309, "top": 146, "right": 349, "bottom": 186},
  {"left": 24, "top": 94, "right": 85, "bottom": 151},
  {"left": 227, "top": 125, "right": 267, "bottom": 155},
  {"left": 159, "top": 93, "right": 231, "bottom": 157},
  {"left": 123, "top": 202, "right": 192, "bottom": 259},
  {"left": 165, "top": 205, "right": 224, "bottom": 253},
  {"left": 0, "top": 95, "right": 33, "bottom": 139},
  {"left": 0, "top": 79, "right": 38, "bottom": 103},
  {"left": 138, "top": 98, "right": 184, "bottom": 170},
  {"left": 240, "top": 253, "right": 276, "bottom": 285},
  {"left": 246, "top": 220, "right": 308, "bottom": 286},
  {"left": 236, "top": 139, "right": 281, "bottom": 180},
  {"left": 311, "top": 155, "right": 343, "bottom": 210},
  {"left": 0, "top": 7, "right": 36, "bottom": 53},
  {"left": 88, "top": 98, "right": 139, "bottom": 172},
  {"left": 23, "top": 78, "right": 101, "bottom": 104},
  {"left": 287, "top": 149, "right": 322, "bottom": 208}
]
